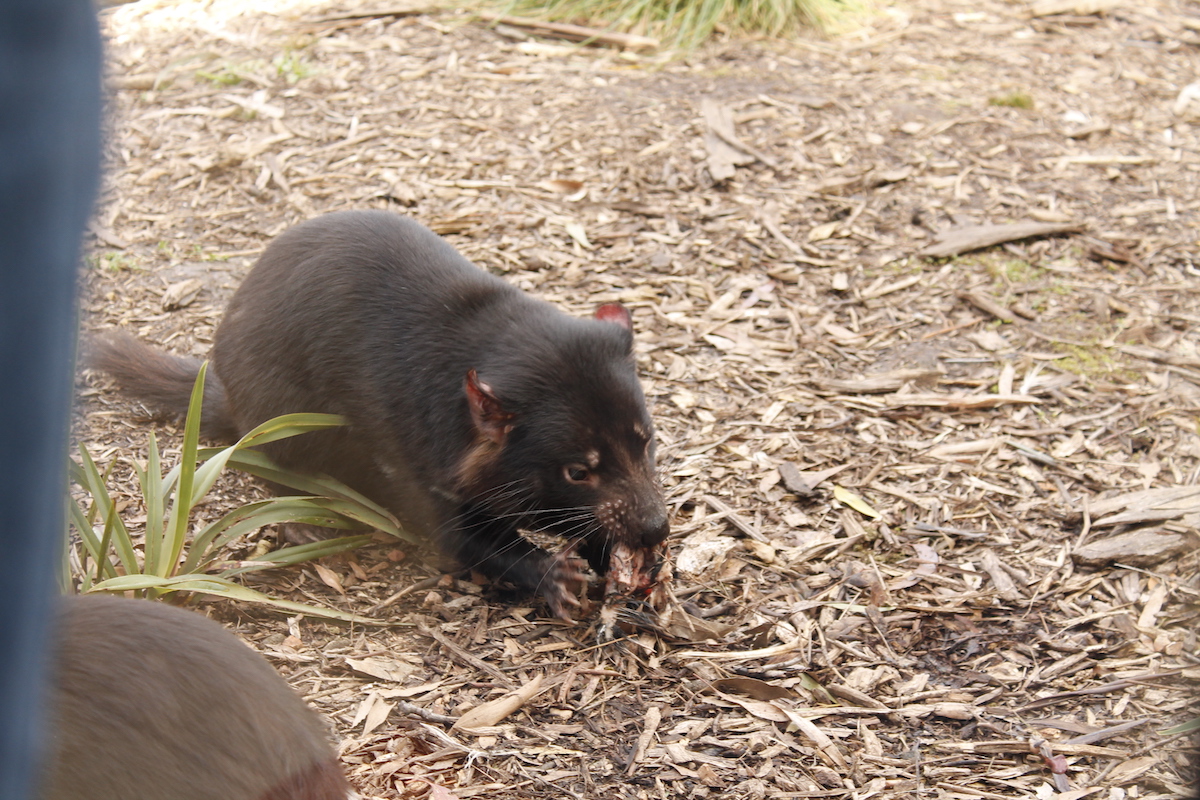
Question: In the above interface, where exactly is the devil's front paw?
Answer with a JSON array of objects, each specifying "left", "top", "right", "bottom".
[{"left": 541, "top": 551, "right": 589, "bottom": 621}]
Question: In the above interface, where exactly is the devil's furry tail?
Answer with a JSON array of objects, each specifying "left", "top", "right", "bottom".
[{"left": 84, "top": 332, "right": 240, "bottom": 442}]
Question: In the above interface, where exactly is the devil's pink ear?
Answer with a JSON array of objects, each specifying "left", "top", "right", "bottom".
[
  {"left": 464, "top": 369, "right": 514, "bottom": 445},
  {"left": 595, "top": 303, "right": 632, "bottom": 331}
]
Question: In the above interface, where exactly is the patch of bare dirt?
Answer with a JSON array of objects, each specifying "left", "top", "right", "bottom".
[{"left": 78, "top": 0, "right": 1199, "bottom": 797}]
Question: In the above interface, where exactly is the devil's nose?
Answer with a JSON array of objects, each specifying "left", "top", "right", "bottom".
[{"left": 641, "top": 510, "right": 670, "bottom": 547}]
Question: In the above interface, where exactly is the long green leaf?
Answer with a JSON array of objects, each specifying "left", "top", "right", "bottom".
[
  {"left": 84, "top": 577, "right": 385, "bottom": 624},
  {"left": 235, "top": 412, "right": 348, "bottom": 447},
  {"left": 217, "top": 534, "right": 374, "bottom": 577},
  {"left": 68, "top": 493, "right": 108, "bottom": 578},
  {"left": 96, "top": 499, "right": 123, "bottom": 593},
  {"left": 160, "top": 361, "right": 208, "bottom": 576},
  {"left": 73, "top": 448, "right": 138, "bottom": 574},
  {"left": 141, "top": 433, "right": 165, "bottom": 576},
  {"left": 201, "top": 447, "right": 413, "bottom": 542},
  {"left": 181, "top": 498, "right": 368, "bottom": 574},
  {"left": 191, "top": 413, "right": 347, "bottom": 503}
]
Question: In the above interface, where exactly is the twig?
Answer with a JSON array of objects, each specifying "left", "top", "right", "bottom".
[
  {"left": 417, "top": 623, "right": 516, "bottom": 688},
  {"left": 395, "top": 700, "right": 458, "bottom": 726},
  {"left": 476, "top": 13, "right": 659, "bottom": 51},
  {"left": 702, "top": 494, "right": 769, "bottom": 543}
]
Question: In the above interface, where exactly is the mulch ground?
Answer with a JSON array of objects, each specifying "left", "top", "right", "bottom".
[{"left": 78, "top": 0, "right": 1199, "bottom": 797}]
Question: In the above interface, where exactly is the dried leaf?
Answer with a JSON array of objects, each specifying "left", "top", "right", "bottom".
[
  {"left": 919, "top": 221, "right": 1085, "bottom": 258},
  {"left": 160, "top": 278, "right": 204, "bottom": 311},
  {"left": 661, "top": 609, "right": 732, "bottom": 642},
  {"left": 779, "top": 708, "right": 848, "bottom": 769},
  {"left": 422, "top": 783, "right": 462, "bottom": 800},
  {"left": 1106, "top": 756, "right": 1159, "bottom": 784},
  {"left": 627, "top": 705, "right": 661, "bottom": 773},
  {"left": 540, "top": 179, "right": 584, "bottom": 194},
  {"left": 712, "top": 677, "right": 796, "bottom": 701},
  {"left": 833, "top": 485, "right": 881, "bottom": 519},
  {"left": 564, "top": 221, "right": 592, "bottom": 249},
  {"left": 807, "top": 221, "right": 839, "bottom": 242},
  {"left": 313, "top": 563, "right": 345, "bottom": 595},
  {"left": 713, "top": 691, "right": 789, "bottom": 722},
  {"left": 701, "top": 99, "right": 756, "bottom": 181},
  {"left": 345, "top": 656, "right": 421, "bottom": 683},
  {"left": 779, "top": 463, "right": 851, "bottom": 494},
  {"left": 890, "top": 543, "right": 939, "bottom": 590}
]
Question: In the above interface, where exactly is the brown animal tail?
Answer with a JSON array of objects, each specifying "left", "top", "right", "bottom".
[{"left": 85, "top": 332, "right": 240, "bottom": 442}]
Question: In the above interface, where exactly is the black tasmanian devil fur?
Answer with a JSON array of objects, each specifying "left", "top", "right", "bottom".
[{"left": 89, "top": 210, "right": 669, "bottom": 619}]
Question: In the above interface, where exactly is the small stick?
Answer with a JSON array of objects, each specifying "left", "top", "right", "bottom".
[
  {"left": 417, "top": 623, "right": 515, "bottom": 688},
  {"left": 476, "top": 13, "right": 659, "bottom": 51},
  {"left": 957, "top": 290, "right": 1015, "bottom": 323}
]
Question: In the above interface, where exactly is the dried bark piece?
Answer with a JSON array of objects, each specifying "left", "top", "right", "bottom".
[
  {"left": 1087, "top": 485, "right": 1200, "bottom": 526},
  {"left": 626, "top": 705, "right": 661, "bottom": 775},
  {"left": 779, "top": 710, "right": 848, "bottom": 769},
  {"left": 1073, "top": 530, "right": 1192, "bottom": 567},
  {"left": 918, "top": 221, "right": 1085, "bottom": 258},
  {"left": 700, "top": 99, "right": 763, "bottom": 182},
  {"left": 819, "top": 368, "right": 941, "bottom": 394},
  {"left": 926, "top": 437, "right": 1007, "bottom": 459},
  {"left": 958, "top": 290, "right": 1016, "bottom": 323},
  {"left": 451, "top": 674, "right": 544, "bottom": 731},
  {"left": 674, "top": 533, "right": 738, "bottom": 580},
  {"left": 979, "top": 549, "right": 1024, "bottom": 601},
  {"left": 1118, "top": 344, "right": 1200, "bottom": 368},
  {"left": 674, "top": 637, "right": 803, "bottom": 661},
  {"left": 779, "top": 462, "right": 851, "bottom": 495},
  {"left": 1105, "top": 756, "right": 1159, "bottom": 785},
  {"left": 890, "top": 543, "right": 939, "bottom": 590},
  {"left": 883, "top": 393, "right": 1040, "bottom": 410},
  {"left": 160, "top": 278, "right": 203, "bottom": 311},
  {"left": 660, "top": 609, "right": 731, "bottom": 642}
]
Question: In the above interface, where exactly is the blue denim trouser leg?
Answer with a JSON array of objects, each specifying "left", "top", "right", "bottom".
[{"left": 0, "top": 1, "right": 101, "bottom": 797}]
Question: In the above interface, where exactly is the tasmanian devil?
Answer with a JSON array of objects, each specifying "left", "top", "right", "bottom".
[
  {"left": 41, "top": 595, "right": 349, "bottom": 800},
  {"left": 89, "top": 210, "right": 669, "bottom": 619}
]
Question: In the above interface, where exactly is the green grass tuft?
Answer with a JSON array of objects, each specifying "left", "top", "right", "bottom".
[
  {"left": 989, "top": 91, "right": 1034, "bottom": 110},
  {"left": 273, "top": 50, "right": 313, "bottom": 84}
]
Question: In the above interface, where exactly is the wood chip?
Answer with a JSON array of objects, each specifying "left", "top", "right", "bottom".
[
  {"left": 919, "top": 221, "right": 1086, "bottom": 257},
  {"left": 700, "top": 99, "right": 757, "bottom": 182},
  {"left": 452, "top": 675, "right": 545, "bottom": 731},
  {"left": 819, "top": 369, "right": 941, "bottom": 394},
  {"left": 1074, "top": 531, "right": 1193, "bottom": 567}
]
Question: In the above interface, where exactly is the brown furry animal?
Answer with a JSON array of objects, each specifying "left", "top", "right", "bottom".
[{"left": 40, "top": 595, "right": 348, "bottom": 800}]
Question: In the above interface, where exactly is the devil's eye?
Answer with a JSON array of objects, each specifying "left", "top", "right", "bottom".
[{"left": 564, "top": 464, "right": 591, "bottom": 483}]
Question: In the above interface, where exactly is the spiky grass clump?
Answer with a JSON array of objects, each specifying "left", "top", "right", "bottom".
[
  {"left": 68, "top": 363, "right": 412, "bottom": 623},
  {"left": 499, "top": 0, "right": 857, "bottom": 51}
]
